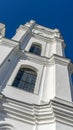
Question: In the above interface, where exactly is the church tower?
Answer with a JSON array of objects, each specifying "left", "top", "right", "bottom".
[{"left": 0, "top": 20, "right": 73, "bottom": 130}]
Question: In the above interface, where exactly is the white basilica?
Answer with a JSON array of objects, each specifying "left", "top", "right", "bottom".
[{"left": 0, "top": 20, "right": 73, "bottom": 130}]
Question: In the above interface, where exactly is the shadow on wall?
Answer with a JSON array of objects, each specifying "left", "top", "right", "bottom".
[
  {"left": 70, "top": 74, "right": 73, "bottom": 101},
  {"left": 0, "top": 94, "right": 15, "bottom": 130}
]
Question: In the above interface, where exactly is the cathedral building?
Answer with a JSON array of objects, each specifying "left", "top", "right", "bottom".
[{"left": 0, "top": 20, "right": 73, "bottom": 130}]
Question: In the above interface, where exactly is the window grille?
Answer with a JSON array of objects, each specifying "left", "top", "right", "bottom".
[
  {"left": 12, "top": 68, "right": 37, "bottom": 93},
  {"left": 29, "top": 44, "right": 41, "bottom": 55}
]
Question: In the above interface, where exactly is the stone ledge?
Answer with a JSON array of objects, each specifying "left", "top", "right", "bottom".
[{"left": 0, "top": 95, "right": 73, "bottom": 126}]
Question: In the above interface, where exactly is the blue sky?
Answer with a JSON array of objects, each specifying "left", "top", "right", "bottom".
[{"left": 0, "top": 0, "right": 73, "bottom": 61}]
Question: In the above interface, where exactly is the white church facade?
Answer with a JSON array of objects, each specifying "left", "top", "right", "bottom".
[{"left": 0, "top": 20, "right": 73, "bottom": 130}]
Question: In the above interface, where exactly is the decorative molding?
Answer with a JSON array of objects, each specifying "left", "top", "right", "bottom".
[
  {"left": 0, "top": 95, "right": 55, "bottom": 124},
  {"left": 51, "top": 97, "right": 73, "bottom": 126},
  {"left": 32, "top": 29, "right": 60, "bottom": 39},
  {"left": 14, "top": 20, "right": 65, "bottom": 48},
  {"left": 32, "top": 32, "right": 65, "bottom": 48},
  {"left": 0, "top": 95, "right": 73, "bottom": 126},
  {"left": 16, "top": 20, "right": 36, "bottom": 33},
  {"left": 35, "top": 24, "right": 59, "bottom": 33},
  {"left": 19, "top": 51, "right": 71, "bottom": 66},
  {"left": 2, "top": 38, "right": 19, "bottom": 47},
  {"left": 0, "top": 123, "right": 15, "bottom": 130}
]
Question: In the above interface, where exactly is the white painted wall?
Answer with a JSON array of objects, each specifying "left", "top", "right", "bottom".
[
  {"left": 56, "top": 122, "right": 73, "bottom": 130},
  {"left": 47, "top": 40, "right": 64, "bottom": 58},
  {"left": 42, "top": 65, "right": 55, "bottom": 102},
  {"left": 55, "top": 63, "right": 72, "bottom": 102},
  {"left": 37, "top": 123, "right": 56, "bottom": 130},
  {"left": 12, "top": 29, "right": 28, "bottom": 41},
  {"left": 0, "top": 45, "right": 13, "bottom": 66}
]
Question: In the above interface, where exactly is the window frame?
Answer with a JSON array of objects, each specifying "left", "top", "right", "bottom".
[
  {"left": 29, "top": 43, "right": 41, "bottom": 56},
  {"left": 25, "top": 37, "right": 46, "bottom": 56},
  {"left": 7, "top": 60, "right": 43, "bottom": 95},
  {"left": 3, "top": 60, "right": 43, "bottom": 103},
  {"left": 12, "top": 67, "right": 37, "bottom": 93}
]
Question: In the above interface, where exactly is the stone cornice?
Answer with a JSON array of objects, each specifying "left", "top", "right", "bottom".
[
  {"left": 14, "top": 20, "right": 66, "bottom": 48},
  {"left": 16, "top": 20, "right": 36, "bottom": 33},
  {"left": 19, "top": 51, "right": 71, "bottom": 66},
  {"left": 51, "top": 97, "right": 73, "bottom": 126},
  {"left": 2, "top": 38, "right": 18, "bottom": 47},
  {"left": 24, "top": 20, "right": 59, "bottom": 33},
  {"left": 32, "top": 28, "right": 60, "bottom": 39},
  {"left": 32, "top": 32, "right": 66, "bottom": 48},
  {"left": 35, "top": 25, "right": 59, "bottom": 35},
  {"left": 0, "top": 95, "right": 55, "bottom": 124},
  {"left": 50, "top": 54, "right": 70, "bottom": 66},
  {"left": 0, "top": 95, "right": 73, "bottom": 126},
  {"left": 35, "top": 24, "right": 59, "bottom": 33}
]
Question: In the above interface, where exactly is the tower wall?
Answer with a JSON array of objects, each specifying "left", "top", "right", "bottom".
[{"left": 0, "top": 20, "right": 73, "bottom": 130}]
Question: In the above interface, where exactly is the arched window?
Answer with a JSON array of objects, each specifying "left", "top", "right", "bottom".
[
  {"left": 12, "top": 68, "right": 37, "bottom": 93},
  {"left": 29, "top": 44, "right": 41, "bottom": 55}
]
